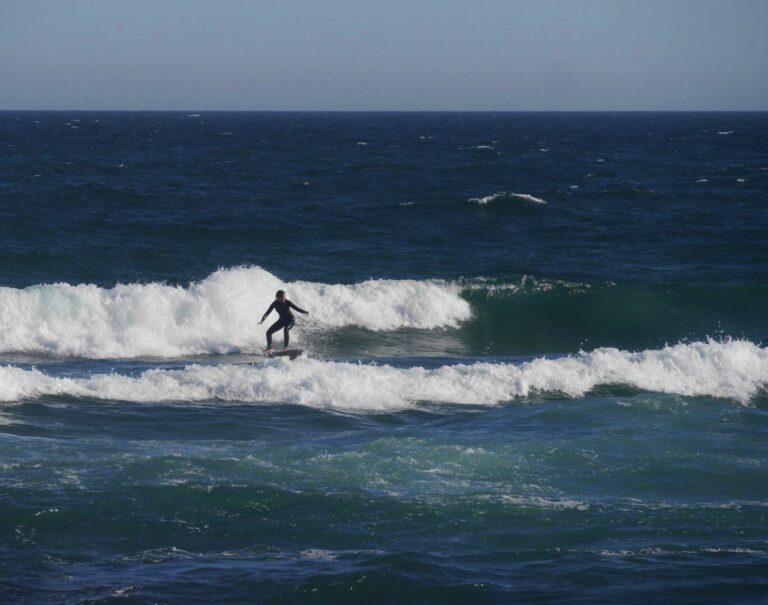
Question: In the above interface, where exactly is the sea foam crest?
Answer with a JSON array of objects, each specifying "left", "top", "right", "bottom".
[
  {"left": 1, "top": 341, "right": 765, "bottom": 408},
  {"left": 469, "top": 192, "right": 547, "bottom": 205},
  {"left": 0, "top": 267, "right": 470, "bottom": 358}
]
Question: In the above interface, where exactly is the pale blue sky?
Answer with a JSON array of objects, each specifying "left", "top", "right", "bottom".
[{"left": 1, "top": 0, "right": 766, "bottom": 110}]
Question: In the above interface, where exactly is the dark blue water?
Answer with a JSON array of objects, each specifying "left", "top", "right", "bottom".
[{"left": 1, "top": 112, "right": 767, "bottom": 603}]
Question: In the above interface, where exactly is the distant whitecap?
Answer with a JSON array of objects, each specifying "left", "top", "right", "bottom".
[{"left": 469, "top": 192, "right": 547, "bottom": 205}]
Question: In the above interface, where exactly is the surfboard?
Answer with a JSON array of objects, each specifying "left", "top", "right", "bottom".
[{"left": 265, "top": 348, "right": 303, "bottom": 360}]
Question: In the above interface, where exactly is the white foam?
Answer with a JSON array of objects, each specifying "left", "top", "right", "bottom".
[
  {"left": 469, "top": 192, "right": 547, "bottom": 205},
  {"left": 494, "top": 495, "right": 589, "bottom": 511},
  {"left": 598, "top": 546, "right": 765, "bottom": 557},
  {"left": 300, "top": 549, "right": 339, "bottom": 561},
  {"left": 0, "top": 267, "right": 470, "bottom": 358},
  {"left": 1, "top": 340, "right": 764, "bottom": 408}
]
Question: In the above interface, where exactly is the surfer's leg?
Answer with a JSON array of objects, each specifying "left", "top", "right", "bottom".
[
  {"left": 283, "top": 318, "right": 295, "bottom": 348},
  {"left": 266, "top": 319, "right": 285, "bottom": 349}
]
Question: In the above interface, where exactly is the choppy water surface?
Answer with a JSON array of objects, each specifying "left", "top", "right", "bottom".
[{"left": 1, "top": 112, "right": 767, "bottom": 603}]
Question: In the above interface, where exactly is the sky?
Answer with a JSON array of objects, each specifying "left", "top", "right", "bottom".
[{"left": 1, "top": 0, "right": 767, "bottom": 111}]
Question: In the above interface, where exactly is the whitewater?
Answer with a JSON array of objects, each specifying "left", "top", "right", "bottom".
[
  {"left": 0, "top": 266, "right": 471, "bottom": 358},
  {"left": 2, "top": 340, "right": 765, "bottom": 408},
  {"left": 2, "top": 266, "right": 765, "bottom": 410}
]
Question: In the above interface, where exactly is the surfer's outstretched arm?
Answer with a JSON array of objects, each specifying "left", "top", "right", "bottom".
[
  {"left": 287, "top": 300, "right": 309, "bottom": 314},
  {"left": 260, "top": 302, "right": 276, "bottom": 323}
]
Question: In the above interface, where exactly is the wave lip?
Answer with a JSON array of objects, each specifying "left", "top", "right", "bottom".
[
  {"left": 0, "top": 267, "right": 471, "bottom": 359},
  {"left": 1, "top": 340, "right": 765, "bottom": 409},
  {"left": 469, "top": 192, "right": 547, "bottom": 205}
]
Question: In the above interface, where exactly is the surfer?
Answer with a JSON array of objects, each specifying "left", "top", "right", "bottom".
[{"left": 259, "top": 290, "right": 309, "bottom": 352}]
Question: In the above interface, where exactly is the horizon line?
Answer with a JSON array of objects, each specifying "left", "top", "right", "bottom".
[{"left": 1, "top": 108, "right": 767, "bottom": 113}]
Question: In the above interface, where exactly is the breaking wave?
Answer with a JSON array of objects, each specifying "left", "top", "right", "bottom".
[
  {"left": 1, "top": 340, "right": 765, "bottom": 409},
  {"left": 0, "top": 267, "right": 470, "bottom": 358}
]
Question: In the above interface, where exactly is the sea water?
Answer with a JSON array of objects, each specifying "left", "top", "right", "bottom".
[{"left": 0, "top": 112, "right": 767, "bottom": 603}]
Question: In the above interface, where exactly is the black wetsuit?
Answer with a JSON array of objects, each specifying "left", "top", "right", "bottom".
[{"left": 261, "top": 299, "right": 308, "bottom": 348}]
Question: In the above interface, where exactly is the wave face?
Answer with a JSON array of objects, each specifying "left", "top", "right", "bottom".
[
  {"left": 2, "top": 340, "right": 765, "bottom": 408},
  {"left": 457, "top": 278, "right": 768, "bottom": 355},
  {"left": 0, "top": 267, "right": 470, "bottom": 358}
]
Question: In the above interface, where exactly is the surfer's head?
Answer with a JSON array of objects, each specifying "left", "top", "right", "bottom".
[{"left": 275, "top": 289, "right": 286, "bottom": 301}]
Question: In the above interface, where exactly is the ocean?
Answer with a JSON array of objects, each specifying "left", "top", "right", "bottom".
[{"left": 0, "top": 111, "right": 767, "bottom": 604}]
